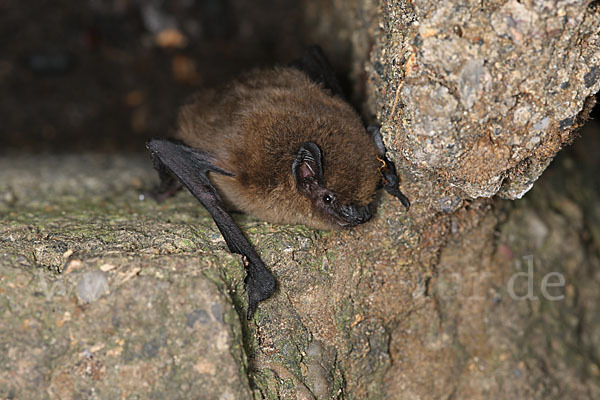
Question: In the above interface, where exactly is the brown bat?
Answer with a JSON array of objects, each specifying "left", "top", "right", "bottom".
[{"left": 147, "top": 46, "right": 409, "bottom": 319}]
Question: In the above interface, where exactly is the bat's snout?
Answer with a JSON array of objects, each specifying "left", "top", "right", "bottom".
[{"left": 338, "top": 204, "right": 372, "bottom": 227}]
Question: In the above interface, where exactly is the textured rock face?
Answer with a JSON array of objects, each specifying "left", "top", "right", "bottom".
[
  {"left": 2, "top": 132, "right": 599, "bottom": 399},
  {"left": 0, "top": 155, "right": 252, "bottom": 399},
  {"left": 368, "top": 0, "right": 600, "bottom": 205}
]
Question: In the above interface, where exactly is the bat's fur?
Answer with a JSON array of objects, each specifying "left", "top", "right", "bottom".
[
  {"left": 175, "top": 67, "right": 381, "bottom": 230},
  {"left": 147, "top": 48, "right": 409, "bottom": 318}
]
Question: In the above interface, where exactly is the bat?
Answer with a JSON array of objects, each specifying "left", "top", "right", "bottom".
[{"left": 146, "top": 46, "right": 409, "bottom": 319}]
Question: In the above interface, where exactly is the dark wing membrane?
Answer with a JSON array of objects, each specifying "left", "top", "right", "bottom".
[
  {"left": 289, "top": 45, "right": 345, "bottom": 99},
  {"left": 147, "top": 138, "right": 276, "bottom": 319}
]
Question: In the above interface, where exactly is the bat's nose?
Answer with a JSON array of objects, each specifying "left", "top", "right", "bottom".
[{"left": 339, "top": 204, "right": 372, "bottom": 226}]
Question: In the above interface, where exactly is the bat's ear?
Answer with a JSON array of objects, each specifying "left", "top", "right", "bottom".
[{"left": 292, "top": 141, "right": 324, "bottom": 196}]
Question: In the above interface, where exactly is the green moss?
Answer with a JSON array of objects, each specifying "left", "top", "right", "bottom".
[
  {"left": 252, "top": 368, "right": 282, "bottom": 400},
  {"left": 335, "top": 298, "right": 355, "bottom": 337}
]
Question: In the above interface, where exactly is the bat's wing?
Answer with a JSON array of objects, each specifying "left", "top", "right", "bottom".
[
  {"left": 290, "top": 45, "right": 345, "bottom": 99},
  {"left": 147, "top": 138, "right": 276, "bottom": 319}
]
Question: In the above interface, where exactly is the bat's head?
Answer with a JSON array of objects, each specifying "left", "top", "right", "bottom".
[{"left": 292, "top": 142, "right": 376, "bottom": 228}]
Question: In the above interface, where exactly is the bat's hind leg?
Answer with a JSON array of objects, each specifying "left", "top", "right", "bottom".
[{"left": 147, "top": 149, "right": 183, "bottom": 202}]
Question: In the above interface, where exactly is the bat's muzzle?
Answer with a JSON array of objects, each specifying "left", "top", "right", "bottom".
[{"left": 338, "top": 204, "right": 372, "bottom": 226}]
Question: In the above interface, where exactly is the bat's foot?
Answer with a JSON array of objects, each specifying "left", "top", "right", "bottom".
[
  {"left": 142, "top": 182, "right": 183, "bottom": 203},
  {"left": 244, "top": 265, "right": 277, "bottom": 320}
]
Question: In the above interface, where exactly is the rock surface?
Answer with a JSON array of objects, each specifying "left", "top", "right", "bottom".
[
  {"left": 368, "top": 0, "right": 600, "bottom": 204},
  {"left": 0, "top": 155, "right": 252, "bottom": 399},
  {"left": 1, "top": 123, "right": 600, "bottom": 398}
]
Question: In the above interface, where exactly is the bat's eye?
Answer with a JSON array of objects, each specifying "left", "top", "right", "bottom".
[{"left": 323, "top": 194, "right": 333, "bottom": 204}]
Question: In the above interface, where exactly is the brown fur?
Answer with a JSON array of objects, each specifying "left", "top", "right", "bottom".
[{"left": 175, "top": 67, "right": 381, "bottom": 230}]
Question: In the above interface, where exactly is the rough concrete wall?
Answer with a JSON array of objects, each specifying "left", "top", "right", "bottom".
[
  {"left": 2, "top": 129, "right": 599, "bottom": 399},
  {"left": 0, "top": 156, "right": 253, "bottom": 399},
  {"left": 368, "top": 0, "right": 600, "bottom": 205}
]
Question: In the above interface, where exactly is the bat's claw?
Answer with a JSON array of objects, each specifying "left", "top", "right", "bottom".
[
  {"left": 386, "top": 186, "right": 410, "bottom": 210},
  {"left": 141, "top": 189, "right": 167, "bottom": 203},
  {"left": 143, "top": 182, "right": 183, "bottom": 203},
  {"left": 244, "top": 264, "right": 277, "bottom": 320}
]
